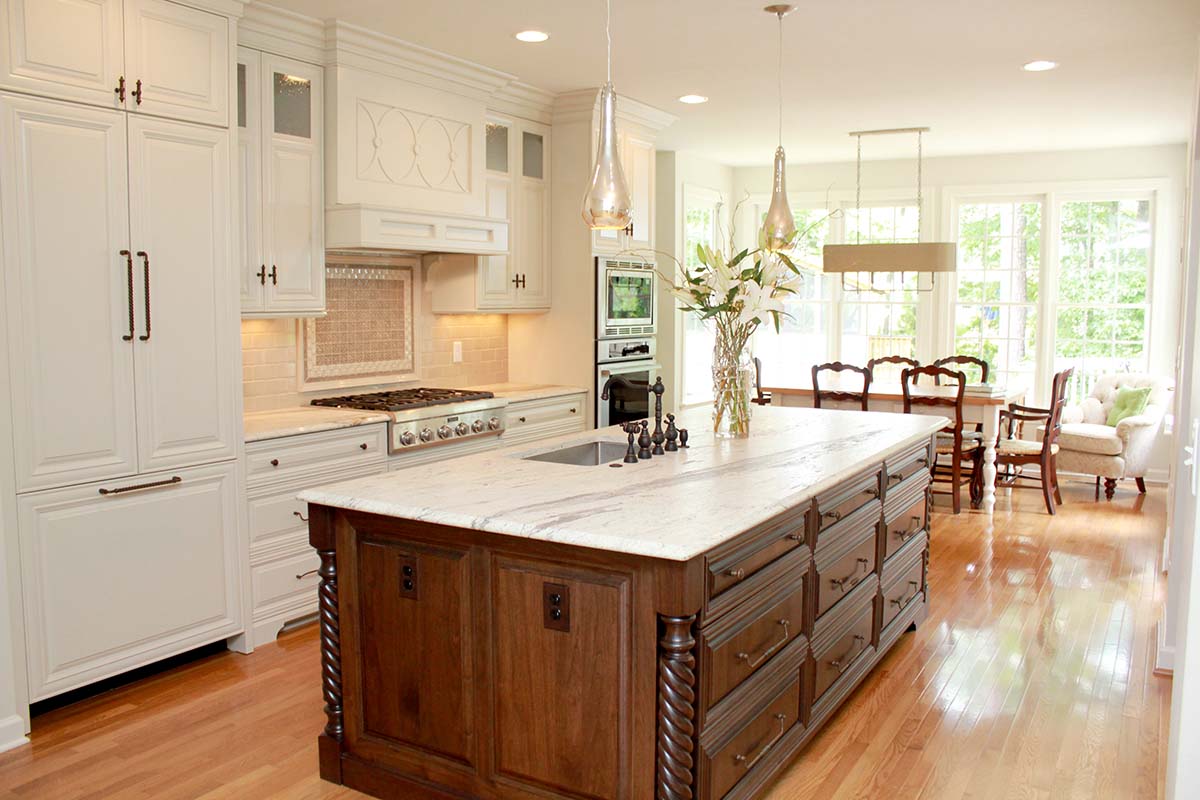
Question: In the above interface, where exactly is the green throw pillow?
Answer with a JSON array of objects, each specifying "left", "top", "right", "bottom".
[{"left": 1106, "top": 385, "right": 1152, "bottom": 427}]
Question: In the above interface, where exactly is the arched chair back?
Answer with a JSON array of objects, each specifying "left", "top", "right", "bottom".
[
  {"left": 812, "top": 362, "right": 871, "bottom": 411},
  {"left": 933, "top": 355, "right": 989, "bottom": 385},
  {"left": 867, "top": 355, "right": 920, "bottom": 385}
]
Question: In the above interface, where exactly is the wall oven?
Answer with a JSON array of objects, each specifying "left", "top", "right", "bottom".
[
  {"left": 596, "top": 357, "right": 663, "bottom": 429},
  {"left": 597, "top": 257, "right": 657, "bottom": 339}
]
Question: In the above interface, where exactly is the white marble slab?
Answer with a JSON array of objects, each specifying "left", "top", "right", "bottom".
[
  {"left": 299, "top": 406, "right": 947, "bottom": 561},
  {"left": 244, "top": 407, "right": 392, "bottom": 443},
  {"left": 469, "top": 383, "right": 588, "bottom": 403}
]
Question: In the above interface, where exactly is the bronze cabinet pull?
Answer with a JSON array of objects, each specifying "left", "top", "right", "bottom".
[
  {"left": 269, "top": 458, "right": 279, "bottom": 467},
  {"left": 829, "top": 558, "right": 870, "bottom": 591},
  {"left": 98, "top": 475, "right": 181, "bottom": 495},
  {"left": 785, "top": 532, "right": 804, "bottom": 542},
  {"left": 890, "top": 580, "right": 921, "bottom": 608},
  {"left": 269, "top": 265, "right": 278, "bottom": 285},
  {"left": 256, "top": 265, "right": 266, "bottom": 285},
  {"left": 295, "top": 568, "right": 318, "bottom": 580},
  {"left": 132, "top": 78, "right": 143, "bottom": 105},
  {"left": 888, "top": 473, "right": 904, "bottom": 484},
  {"left": 114, "top": 76, "right": 126, "bottom": 103},
  {"left": 569, "top": 407, "right": 577, "bottom": 413},
  {"left": 734, "top": 712, "right": 787, "bottom": 770},
  {"left": 726, "top": 567, "right": 746, "bottom": 581},
  {"left": 119, "top": 250, "right": 135, "bottom": 341},
  {"left": 735, "top": 619, "right": 790, "bottom": 669},
  {"left": 359, "top": 443, "right": 368, "bottom": 450},
  {"left": 828, "top": 634, "right": 866, "bottom": 672},
  {"left": 136, "top": 251, "right": 151, "bottom": 341},
  {"left": 892, "top": 515, "right": 924, "bottom": 542},
  {"left": 293, "top": 511, "right": 309, "bottom": 522},
  {"left": 821, "top": 509, "right": 843, "bottom": 524},
  {"left": 511, "top": 273, "right": 526, "bottom": 289}
]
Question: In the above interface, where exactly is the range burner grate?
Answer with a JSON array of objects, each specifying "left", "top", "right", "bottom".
[{"left": 310, "top": 388, "right": 495, "bottom": 412}]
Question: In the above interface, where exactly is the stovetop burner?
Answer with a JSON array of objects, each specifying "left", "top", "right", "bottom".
[{"left": 310, "top": 388, "right": 496, "bottom": 412}]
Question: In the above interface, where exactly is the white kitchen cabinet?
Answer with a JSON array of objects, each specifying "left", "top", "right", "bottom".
[
  {"left": 127, "top": 114, "right": 238, "bottom": 471},
  {"left": 0, "top": 0, "right": 229, "bottom": 127},
  {"left": 0, "top": 93, "right": 139, "bottom": 492},
  {"left": 503, "top": 393, "right": 588, "bottom": 446},
  {"left": 17, "top": 460, "right": 242, "bottom": 701},
  {"left": 238, "top": 48, "right": 324, "bottom": 317},
  {"left": 429, "top": 116, "right": 550, "bottom": 313}
]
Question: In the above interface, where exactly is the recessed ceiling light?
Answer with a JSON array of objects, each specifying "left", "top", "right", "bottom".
[
  {"left": 678, "top": 94, "right": 709, "bottom": 104},
  {"left": 515, "top": 30, "right": 549, "bottom": 43},
  {"left": 1023, "top": 60, "right": 1058, "bottom": 72}
]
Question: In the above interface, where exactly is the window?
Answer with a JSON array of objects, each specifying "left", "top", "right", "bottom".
[
  {"left": 680, "top": 189, "right": 721, "bottom": 404},
  {"left": 839, "top": 205, "right": 920, "bottom": 366},
  {"left": 1054, "top": 198, "right": 1151, "bottom": 399},
  {"left": 953, "top": 201, "right": 1041, "bottom": 390},
  {"left": 752, "top": 209, "right": 832, "bottom": 387}
]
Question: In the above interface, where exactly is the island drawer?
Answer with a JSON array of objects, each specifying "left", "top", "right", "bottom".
[
  {"left": 812, "top": 595, "right": 876, "bottom": 702},
  {"left": 251, "top": 548, "right": 321, "bottom": 615},
  {"left": 814, "top": 519, "right": 877, "bottom": 618},
  {"left": 705, "top": 505, "right": 809, "bottom": 605},
  {"left": 699, "top": 574, "right": 808, "bottom": 709},
  {"left": 884, "top": 440, "right": 933, "bottom": 498},
  {"left": 698, "top": 666, "right": 802, "bottom": 800},
  {"left": 245, "top": 425, "right": 387, "bottom": 484},
  {"left": 883, "top": 486, "right": 928, "bottom": 563},
  {"left": 814, "top": 468, "right": 881, "bottom": 536},
  {"left": 882, "top": 548, "right": 926, "bottom": 631},
  {"left": 502, "top": 393, "right": 587, "bottom": 446}
]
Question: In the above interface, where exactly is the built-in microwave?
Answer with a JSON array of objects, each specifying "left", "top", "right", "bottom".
[{"left": 597, "top": 257, "right": 657, "bottom": 339}]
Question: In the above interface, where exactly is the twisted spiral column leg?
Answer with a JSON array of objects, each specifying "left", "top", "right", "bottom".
[
  {"left": 317, "top": 548, "right": 343, "bottom": 741},
  {"left": 657, "top": 613, "right": 697, "bottom": 800}
]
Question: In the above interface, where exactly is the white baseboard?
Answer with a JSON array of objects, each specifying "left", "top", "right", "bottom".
[
  {"left": 1155, "top": 619, "right": 1175, "bottom": 675},
  {"left": 0, "top": 714, "right": 28, "bottom": 753}
]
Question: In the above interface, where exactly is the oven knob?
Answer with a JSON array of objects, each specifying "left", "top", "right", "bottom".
[
  {"left": 419, "top": 428, "right": 435, "bottom": 443},
  {"left": 399, "top": 431, "right": 417, "bottom": 446},
  {"left": 438, "top": 425, "right": 453, "bottom": 439},
  {"left": 455, "top": 422, "right": 470, "bottom": 436},
  {"left": 488, "top": 417, "right": 502, "bottom": 430},
  {"left": 471, "top": 419, "right": 486, "bottom": 433}
]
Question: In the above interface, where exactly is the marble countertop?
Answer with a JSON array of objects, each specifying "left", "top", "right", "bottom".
[
  {"left": 298, "top": 406, "right": 946, "bottom": 561},
  {"left": 243, "top": 407, "right": 392, "bottom": 443},
  {"left": 468, "top": 383, "right": 588, "bottom": 403}
]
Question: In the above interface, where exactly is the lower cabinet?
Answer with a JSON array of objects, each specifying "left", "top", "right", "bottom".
[
  {"left": 17, "top": 460, "right": 242, "bottom": 701},
  {"left": 503, "top": 392, "right": 587, "bottom": 446}
]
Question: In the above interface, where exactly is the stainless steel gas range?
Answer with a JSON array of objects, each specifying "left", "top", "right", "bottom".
[{"left": 311, "top": 389, "right": 509, "bottom": 458}]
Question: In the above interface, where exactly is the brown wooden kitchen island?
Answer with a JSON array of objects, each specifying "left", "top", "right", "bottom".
[{"left": 299, "top": 406, "right": 943, "bottom": 800}]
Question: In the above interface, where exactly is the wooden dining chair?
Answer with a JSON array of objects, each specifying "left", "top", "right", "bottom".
[
  {"left": 812, "top": 362, "right": 871, "bottom": 411},
  {"left": 752, "top": 357, "right": 772, "bottom": 406},
  {"left": 901, "top": 365, "right": 983, "bottom": 514},
  {"left": 866, "top": 355, "right": 920, "bottom": 384},
  {"left": 933, "top": 355, "right": 989, "bottom": 385},
  {"left": 994, "top": 367, "right": 1073, "bottom": 514}
]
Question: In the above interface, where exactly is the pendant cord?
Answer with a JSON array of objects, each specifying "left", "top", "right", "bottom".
[
  {"left": 855, "top": 134, "right": 862, "bottom": 245},
  {"left": 606, "top": 0, "right": 612, "bottom": 84},
  {"left": 777, "top": 11, "right": 783, "bottom": 147},
  {"left": 916, "top": 129, "right": 923, "bottom": 241}
]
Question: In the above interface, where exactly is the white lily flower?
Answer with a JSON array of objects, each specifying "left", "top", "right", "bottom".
[{"left": 736, "top": 280, "right": 784, "bottom": 327}]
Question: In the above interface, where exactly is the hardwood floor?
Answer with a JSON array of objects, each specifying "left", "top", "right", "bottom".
[{"left": 0, "top": 479, "right": 1171, "bottom": 799}]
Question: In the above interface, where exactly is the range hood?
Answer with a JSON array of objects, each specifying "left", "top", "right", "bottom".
[{"left": 322, "top": 22, "right": 515, "bottom": 255}]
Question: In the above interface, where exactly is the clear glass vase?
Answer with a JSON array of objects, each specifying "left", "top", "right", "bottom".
[{"left": 712, "top": 337, "right": 754, "bottom": 438}]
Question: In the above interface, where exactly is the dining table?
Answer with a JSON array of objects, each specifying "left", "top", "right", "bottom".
[{"left": 763, "top": 379, "right": 1027, "bottom": 515}]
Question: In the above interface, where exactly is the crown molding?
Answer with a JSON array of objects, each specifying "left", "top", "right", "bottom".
[
  {"left": 553, "top": 88, "right": 676, "bottom": 133},
  {"left": 489, "top": 82, "right": 556, "bottom": 125},
  {"left": 178, "top": 0, "right": 246, "bottom": 18},
  {"left": 238, "top": 2, "right": 324, "bottom": 63}
]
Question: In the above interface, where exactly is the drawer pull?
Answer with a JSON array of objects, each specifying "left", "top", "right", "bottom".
[
  {"left": 888, "top": 473, "right": 904, "bottom": 484},
  {"left": 726, "top": 567, "right": 746, "bottom": 581},
  {"left": 734, "top": 712, "right": 788, "bottom": 770},
  {"left": 359, "top": 442, "right": 368, "bottom": 450},
  {"left": 293, "top": 511, "right": 309, "bottom": 523},
  {"left": 295, "top": 568, "right": 318, "bottom": 580},
  {"left": 821, "top": 509, "right": 843, "bottom": 524},
  {"left": 735, "top": 619, "right": 790, "bottom": 669},
  {"left": 828, "top": 634, "right": 866, "bottom": 672},
  {"left": 870, "top": 487, "right": 881, "bottom": 498},
  {"left": 892, "top": 516, "right": 924, "bottom": 542},
  {"left": 98, "top": 475, "right": 181, "bottom": 495},
  {"left": 889, "top": 580, "right": 921, "bottom": 608},
  {"left": 829, "top": 558, "right": 870, "bottom": 592},
  {"left": 785, "top": 532, "right": 804, "bottom": 542},
  {"left": 270, "top": 458, "right": 279, "bottom": 467},
  {"left": 570, "top": 407, "right": 577, "bottom": 413}
]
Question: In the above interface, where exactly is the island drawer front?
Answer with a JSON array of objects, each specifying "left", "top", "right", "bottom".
[
  {"left": 814, "top": 520, "right": 878, "bottom": 618},
  {"left": 885, "top": 440, "right": 933, "bottom": 495},
  {"left": 704, "top": 673, "right": 802, "bottom": 800},
  {"left": 706, "top": 506, "right": 809, "bottom": 602},
  {"left": 882, "top": 549, "right": 926, "bottom": 630},
  {"left": 503, "top": 394, "right": 587, "bottom": 444},
  {"left": 883, "top": 487, "right": 928, "bottom": 563},
  {"left": 245, "top": 425, "right": 387, "bottom": 484},
  {"left": 812, "top": 599, "right": 875, "bottom": 701},
  {"left": 251, "top": 549, "right": 321, "bottom": 614},
  {"left": 813, "top": 469, "right": 881, "bottom": 535},
  {"left": 700, "top": 578, "right": 807, "bottom": 708}
]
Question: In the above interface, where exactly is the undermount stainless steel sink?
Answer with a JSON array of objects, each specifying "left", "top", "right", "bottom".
[{"left": 522, "top": 441, "right": 628, "bottom": 466}]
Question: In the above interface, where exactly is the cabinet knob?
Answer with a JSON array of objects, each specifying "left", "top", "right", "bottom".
[
  {"left": 270, "top": 458, "right": 279, "bottom": 467},
  {"left": 726, "top": 567, "right": 745, "bottom": 581},
  {"left": 360, "top": 442, "right": 368, "bottom": 450}
]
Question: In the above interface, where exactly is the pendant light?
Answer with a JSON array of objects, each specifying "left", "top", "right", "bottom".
[
  {"left": 760, "top": 4, "right": 796, "bottom": 252},
  {"left": 581, "top": 0, "right": 633, "bottom": 230}
]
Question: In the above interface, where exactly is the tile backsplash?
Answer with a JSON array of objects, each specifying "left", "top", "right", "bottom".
[{"left": 242, "top": 278, "right": 508, "bottom": 412}]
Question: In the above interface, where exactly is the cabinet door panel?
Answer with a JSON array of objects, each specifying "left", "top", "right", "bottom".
[
  {"left": 0, "top": 0, "right": 124, "bottom": 108},
  {"left": 17, "top": 461, "right": 241, "bottom": 700},
  {"left": 124, "top": 0, "right": 229, "bottom": 127},
  {"left": 261, "top": 54, "right": 322, "bottom": 312},
  {"left": 516, "top": 179, "right": 549, "bottom": 307},
  {"left": 236, "top": 48, "right": 264, "bottom": 310},
  {"left": 624, "top": 134, "right": 653, "bottom": 251},
  {"left": 128, "top": 116, "right": 237, "bottom": 470},
  {"left": 0, "top": 94, "right": 138, "bottom": 490}
]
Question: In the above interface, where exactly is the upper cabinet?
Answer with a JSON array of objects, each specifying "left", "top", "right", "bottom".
[
  {"left": 238, "top": 47, "right": 324, "bottom": 317},
  {"left": 1, "top": 0, "right": 230, "bottom": 127}
]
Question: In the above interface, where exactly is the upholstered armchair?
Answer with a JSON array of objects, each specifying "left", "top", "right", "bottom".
[{"left": 1055, "top": 373, "right": 1172, "bottom": 499}]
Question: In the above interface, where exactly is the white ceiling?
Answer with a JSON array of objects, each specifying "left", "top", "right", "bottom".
[{"left": 263, "top": 0, "right": 1200, "bottom": 166}]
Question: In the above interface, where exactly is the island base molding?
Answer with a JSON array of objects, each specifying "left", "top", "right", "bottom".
[{"left": 307, "top": 435, "right": 935, "bottom": 800}]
